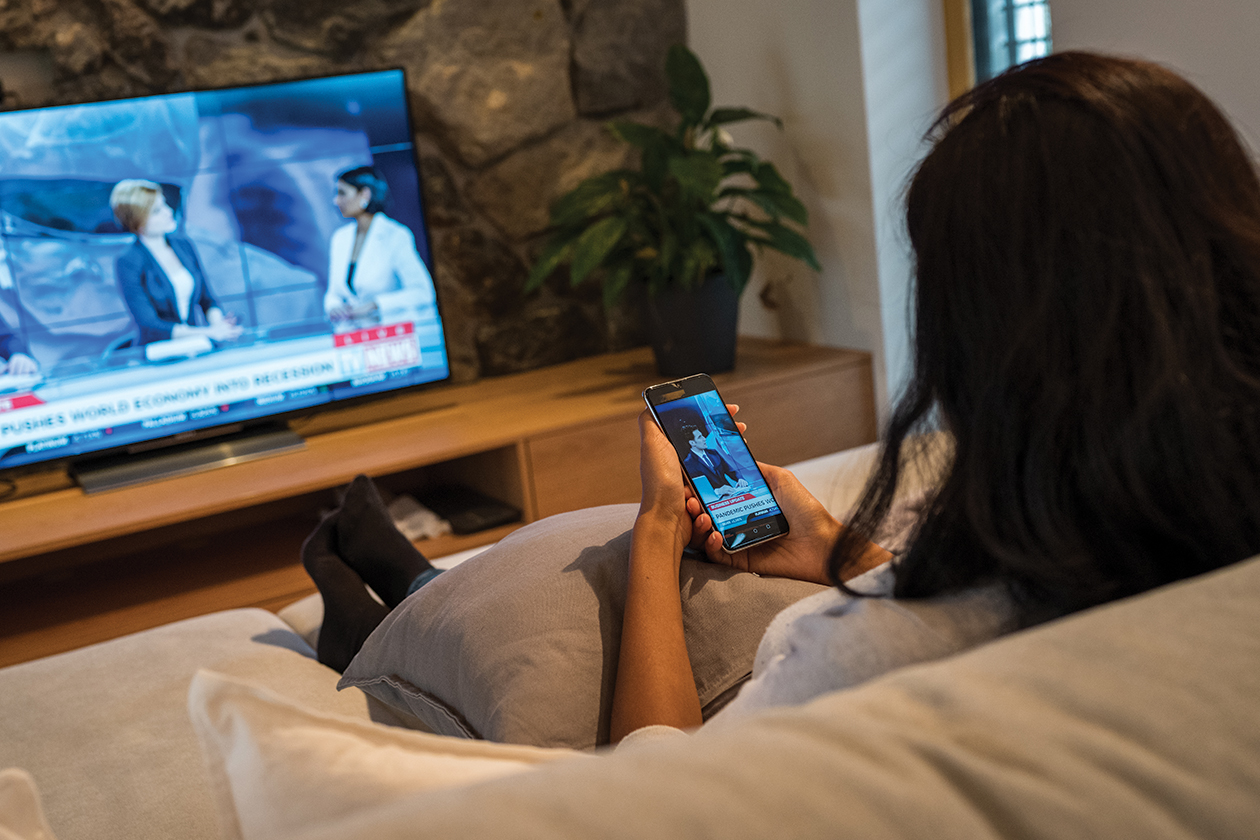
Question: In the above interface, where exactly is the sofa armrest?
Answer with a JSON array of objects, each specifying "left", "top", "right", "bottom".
[
  {"left": 0, "top": 609, "right": 363, "bottom": 840},
  {"left": 785, "top": 441, "right": 882, "bottom": 520}
]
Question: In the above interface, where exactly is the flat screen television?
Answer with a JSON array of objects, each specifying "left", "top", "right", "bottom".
[{"left": 0, "top": 69, "right": 450, "bottom": 492}]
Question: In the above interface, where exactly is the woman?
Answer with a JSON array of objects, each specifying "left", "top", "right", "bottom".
[
  {"left": 305, "top": 52, "right": 1260, "bottom": 743},
  {"left": 111, "top": 180, "right": 242, "bottom": 346},
  {"left": 324, "top": 166, "right": 436, "bottom": 329}
]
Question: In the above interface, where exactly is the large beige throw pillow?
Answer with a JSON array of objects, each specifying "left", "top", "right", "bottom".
[
  {"left": 187, "top": 670, "right": 585, "bottom": 840},
  {"left": 206, "top": 555, "right": 1260, "bottom": 840},
  {"left": 337, "top": 504, "right": 828, "bottom": 748}
]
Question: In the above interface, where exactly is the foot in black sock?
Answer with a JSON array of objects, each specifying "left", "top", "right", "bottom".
[
  {"left": 334, "top": 474, "right": 434, "bottom": 608},
  {"left": 301, "top": 511, "right": 390, "bottom": 673}
]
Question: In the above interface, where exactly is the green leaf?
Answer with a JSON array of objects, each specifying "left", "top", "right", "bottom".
[
  {"left": 601, "top": 262, "right": 634, "bottom": 309},
  {"left": 698, "top": 213, "right": 753, "bottom": 294},
  {"left": 677, "top": 238, "right": 718, "bottom": 290},
  {"left": 741, "top": 219, "right": 822, "bottom": 271},
  {"left": 569, "top": 215, "right": 629, "bottom": 286},
  {"left": 720, "top": 187, "right": 809, "bottom": 225},
  {"left": 525, "top": 237, "right": 574, "bottom": 292},
  {"left": 753, "top": 161, "right": 793, "bottom": 195},
  {"left": 607, "top": 120, "right": 672, "bottom": 150},
  {"left": 641, "top": 137, "right": 670, "bottom": 192},
  {"left": 707, "top": 107, "right": 783, "bottom": 130},
  {"left": 719, "top": 156, "right": 759, "bottom": 178},
  {"left": 659, "top": 229, "right": 679, "bottom": 278},
  {"left": 666, "top": 44, "right": 711, "bottom": 126},
  {"left": 550, "top": 171, "right": 628, "bottom": 227},
  {"left": 668, "top": 154, "right": 725, "bottom": 202}
]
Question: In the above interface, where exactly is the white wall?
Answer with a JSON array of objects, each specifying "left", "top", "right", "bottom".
[
  {"left": 1051, "top": 0, "right": 1260, "bottom": 151},
  {"left": 686, "top": 0, "right": 949, "bottom": 420},
  {"left": 856, "top": 0, "right": 950, "bottom": 413}
]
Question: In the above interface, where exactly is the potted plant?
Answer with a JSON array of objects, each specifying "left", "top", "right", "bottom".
[{"left": 525, "top": 44, "right": 821, "bottom": 376}]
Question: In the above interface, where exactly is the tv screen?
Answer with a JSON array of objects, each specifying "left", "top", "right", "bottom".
[{"left": 0, "top": 69, "right": 450, "bottom": 486}]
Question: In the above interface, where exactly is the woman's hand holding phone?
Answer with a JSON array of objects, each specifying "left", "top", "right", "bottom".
[
  {"left": 643, "top": 396, "right": 843, "bottom": 584},
  {"left": 690, "top": 464, "right": 894, "bottom": 586},
  {"left": 635, "top": 409, "right": 694, "bottom": 554},
  {"left": 687, "top": 463, "right": 840, "bottom": 585},
  {"left": 636, "top": 404, "right": 747, "bottom": 552}
]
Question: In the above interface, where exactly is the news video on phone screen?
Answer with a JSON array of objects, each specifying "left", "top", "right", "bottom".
[{"left": 653, "top": 388, "right": 785, "bottom": 548}]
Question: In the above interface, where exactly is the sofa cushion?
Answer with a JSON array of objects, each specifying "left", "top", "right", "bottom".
[
  {"left": 337, "top": 504, "right": 828, "bottom": 748},
  {"left": 215, "top": 554, "right": 1260, "bottom": 840},
  {"left": 188, "top": 670, "right": 587, "bottom": 840},
  {"left": 0, "top": 609, "right": 373, "bottom": 840}
]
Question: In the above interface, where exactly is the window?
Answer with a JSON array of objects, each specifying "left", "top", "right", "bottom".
[{"left": 971, "top": 0, "right": 1052, "bottom": 82}]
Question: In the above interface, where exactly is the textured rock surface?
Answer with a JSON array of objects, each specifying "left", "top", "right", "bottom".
[
  {"left": 468, "top": 118, "right": 637, "bottom": 240},
  {"left": 181, "top": 25, "right": 336, "bottom": 89},
  {"left": 571, "top": 0, "right": 685, "bottom": 115},
  {"left": 263, "top": 0, "right": 427, "bottom": 56},
  {"left": 0, "top": 0, "right": 685, "bottom": 380},
  {"left": 379, "top": 0, "right": 575, "bottom": 167},
  {"left": 475, "top": 296, "right": 605, "bottom": 376}
]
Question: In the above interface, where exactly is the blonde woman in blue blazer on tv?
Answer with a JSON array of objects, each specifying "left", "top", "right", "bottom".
[
  {"left": 111, "top": 179, "right": 243, "bottom": 347},
  {"left": 324, "top": 166, "right": 435, "bottom": 330}
]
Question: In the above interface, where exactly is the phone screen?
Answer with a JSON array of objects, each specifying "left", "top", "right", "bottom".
[{"left": 644, "top": 374, "right": 789, "bottom": 552}]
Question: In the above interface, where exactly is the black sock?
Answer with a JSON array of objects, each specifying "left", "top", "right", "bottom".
[
  {"left": 301, "top": 511, "right": 389, "bottom": 673},
  {"left": 334, "top": 474, "right": 435, "bottom": 609}
]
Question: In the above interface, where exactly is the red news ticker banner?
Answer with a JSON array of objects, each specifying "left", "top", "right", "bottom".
[
  {"left": 708, "top": 492, "right": 754, "bottom": 510},
  {"left": 333, "top": 322, "right": 415, "bottom": 347},
  {"left": 334, "top": 322, "right": 420, "bottom": 373},
  {"left": 0, "top": 393, "right": 46, "bottom": 414}
]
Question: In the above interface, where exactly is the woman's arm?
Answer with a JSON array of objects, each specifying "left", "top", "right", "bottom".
[
  {"left": 116, "top": 247, "right": 175, "bottom": 344},
  {"left": 174, "top": 239, "right": 242, "bottom": 341},
  {"left": 372, "top": 221, "right": 436, "bottom": 312},
  {"left": 607, "top": 409, "right": 893, "bottom": 741},
  {"left": 608, "top": 412, "right": 705, "bottom": 742},
  {"left": 179, "top": 307, "right": 242, "bottom": 341},
  {"left": 390, "top": 221, "right": 435, "bottom": 298}
]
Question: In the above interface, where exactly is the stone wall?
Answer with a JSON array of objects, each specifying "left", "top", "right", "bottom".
[{"left": 0, "top": 0, "right": 686, "bottom": 381}]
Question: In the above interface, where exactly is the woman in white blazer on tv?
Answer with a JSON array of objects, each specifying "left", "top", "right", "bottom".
[{"left": 324, "top": 166, "right": 435, "bottom": 330}]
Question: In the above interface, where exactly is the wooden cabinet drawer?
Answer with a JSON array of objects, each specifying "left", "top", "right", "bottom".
[
  {"left": 724, "top": 360, "right": 877, "bottom": 468},
  {"left": 525, "top": 354, "right": 877, "bottom": 520},
  {"left": 526, "top": 414, "right": 642, "bottom": 519}
]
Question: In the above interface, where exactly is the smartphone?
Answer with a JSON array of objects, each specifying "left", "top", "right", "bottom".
[{"left": 643, "top": 373, "right": 789, "bottom": 553}]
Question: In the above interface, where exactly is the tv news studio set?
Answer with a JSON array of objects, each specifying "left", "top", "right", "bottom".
[{"left": 0, "top": 69, "right": 450, "bottom": 493}]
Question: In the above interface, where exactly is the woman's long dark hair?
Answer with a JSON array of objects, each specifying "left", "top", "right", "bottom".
[{"left": 829, "top": 52, "right": 1260, "bottom": 624}]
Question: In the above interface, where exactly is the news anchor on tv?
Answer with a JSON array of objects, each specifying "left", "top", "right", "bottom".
[
  {"left": 110, "top": 179, "right": 243, "bottom": 346},
  {"left": 0, "top": 321, "right": 38, "bottom": 376},
  {"left": 324, "top": 166, "right": 435, "bottom": 330}
]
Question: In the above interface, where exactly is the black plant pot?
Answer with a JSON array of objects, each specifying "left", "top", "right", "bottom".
[{"left": 646, "top": 273, "right": 739, "bottom": 378}]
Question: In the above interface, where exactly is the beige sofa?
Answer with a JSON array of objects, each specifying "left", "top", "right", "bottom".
[{"left": 2, "top": 441, "right": 1258, "bottom": 840}]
